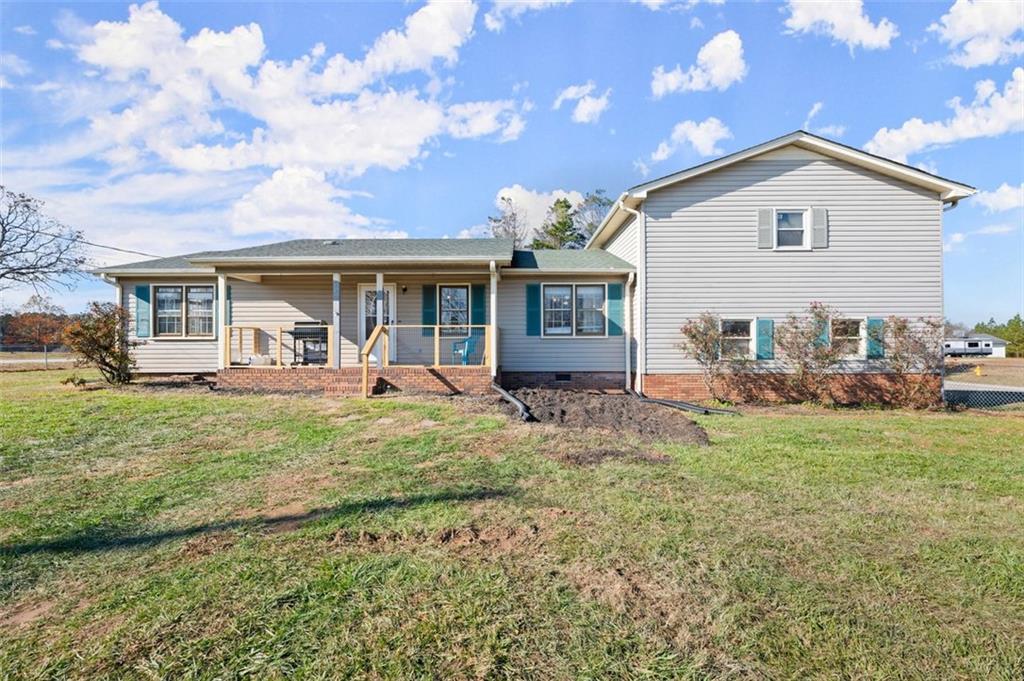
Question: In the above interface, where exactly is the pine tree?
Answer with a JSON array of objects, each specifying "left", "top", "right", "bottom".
[{"left": 530, "top": 198, "right": 585, "bottom": 250}]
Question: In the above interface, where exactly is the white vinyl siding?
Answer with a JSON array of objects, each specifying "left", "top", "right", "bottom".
[
  {"left": 603, "top": 217, "right": 638, "bottom": 265},
  {"left": 642, "top": 151, "right": 943, "bottom": 374},
  {"left": 122, "top": 278, "right": 219, "bottom": 374},
  {"left": 498, "top": 275, "right": 626, "bottom": 371}
]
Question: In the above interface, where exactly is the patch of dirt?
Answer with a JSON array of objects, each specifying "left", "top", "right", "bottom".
[
  {"left": 329, "top": 523, "right": 543, "bottom": 556},
  {"left": 508, "top": 389, "right": 709, "bottom": 446},
  {"left": 1, "top": 599, "right": 56, "bottom": 628},
  {"left": 555, "top": 448, "right": 672, "bottom": 467},
  {"left": 179, "top": 532, "right": 235, "bottom": 558}
]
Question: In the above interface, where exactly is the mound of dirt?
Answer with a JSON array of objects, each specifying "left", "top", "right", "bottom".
[{"left": 508, "top": 389, "right": 708, "bottom": 446}]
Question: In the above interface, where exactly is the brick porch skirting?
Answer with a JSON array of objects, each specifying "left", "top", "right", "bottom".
[
  {"left": 642, "top": 372, "right": 942, "bottom": 405},
  {"left": 500, "top": 371, "right": 627, "bottom": 391},
  {"left": 216, "top": 366, "right": 493, "bottom": 397}
]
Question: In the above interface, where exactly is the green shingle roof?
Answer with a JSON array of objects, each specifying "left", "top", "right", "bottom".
[
  {"left": 94, "top": 253, "right": 216, "bottom": 273},
  {"left": 509, "top": 249, "right": 633, "bottom": 272},
  {"left": 191, "top": 238, "right": 514, "bottom": 262}
]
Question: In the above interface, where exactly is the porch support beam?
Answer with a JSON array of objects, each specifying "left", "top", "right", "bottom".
[
  {"left": 217, "top": 274, "right": 228, "bottom": 370},
  {"left": 489, "top": 260, "right": 499, "bottom": 378},
  {"left": 375, "top": 271, "right": 384, "bottom": 369},
  {"left": 332, "top": 273, "right": 342, "bottom": 369}
]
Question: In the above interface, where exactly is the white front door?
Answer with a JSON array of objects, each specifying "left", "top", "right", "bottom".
[{"left": 358, "top": 284, "right": 397, "bottom": 364}]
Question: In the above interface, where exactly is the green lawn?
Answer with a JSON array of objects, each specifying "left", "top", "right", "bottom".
[{"left": 2, "top": 370, "right": 1022, "bottom": 679}]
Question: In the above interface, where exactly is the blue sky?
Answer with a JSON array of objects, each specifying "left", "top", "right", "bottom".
[{"left": 1, "top": 0, "right": 1022, "bottom": 324}]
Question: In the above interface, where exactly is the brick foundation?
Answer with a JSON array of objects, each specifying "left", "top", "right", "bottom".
[
  {"left": 642, "top": 372, "right": 942, "bottom": 406},
  {"left": 216, "top": 366, "right": 493, "bottom": 397},
  {"left": 500, "top": 371, "right": 627, "bottom": 391}
]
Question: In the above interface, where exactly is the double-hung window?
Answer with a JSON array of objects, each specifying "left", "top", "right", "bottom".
[
  {"left": 438, "top": 284, "right": 470, "bottom": 337},
  {"left": 831, "top": 318, "right": 862, "bottom": 357},
  {"left": 153, "top": 285, "right": 215, "bottom": 337},
  {"left": 542, "top": 284, "right": 606, "bottom": 337},
  {"left": 720, "top": 319, "right": 753, "bottom": 359},
  {"left": 775, "top": 209, "right": 809, "bottom": 249}
]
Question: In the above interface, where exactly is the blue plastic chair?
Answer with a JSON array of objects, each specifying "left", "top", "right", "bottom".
[{"left": 450, "top": 335, "right": 478, "bottom": 365}]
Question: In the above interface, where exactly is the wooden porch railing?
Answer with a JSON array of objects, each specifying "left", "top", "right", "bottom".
[
  {"left": 359, "top": 324, "right": 494, "bottom": 398},
  {"left": 223, "top": 324, "right": 335, "bottom": 368}
]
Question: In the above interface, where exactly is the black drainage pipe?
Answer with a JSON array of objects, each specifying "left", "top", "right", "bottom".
[
  {"left": 628, "top": 389, "right": 739, "bottom": 416},
  {"left": 492, "top": 383, "right": 534, "bottom": 422}
]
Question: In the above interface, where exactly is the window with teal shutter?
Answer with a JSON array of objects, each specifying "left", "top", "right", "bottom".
[
  {"left": 421, "top": 285, "right": 436, "bottom": 337},
  {"left": 135, "top": 284, "right": 151, "bottom": 338},
  {"left": 607, "top": 283, "right": 623, "bottom": 336},
  {"left": 525, "top": 284, "right": 541, "bottom": 336},
  {"left": 866, "top": 318, "right": 884, "bottom": 359},
  {"left": 756, "top": 318, "right": 774, "bottom": 360},
  {"left": 815, "top": 319, "right": 829, "bottom": 348}
]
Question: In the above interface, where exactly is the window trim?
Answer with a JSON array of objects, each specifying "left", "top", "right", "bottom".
[
  {"left": 436, "top": 282, "right": 473, "bottom": 338},
  {"left": 540, "top": 282, "right": 609, "bottom": 339},
  {"left": 830, "top": 317, "right": 865, "bottom": 359},
  {"left": 149, "top": 283, "right": 216, "bottom": 340},
  {"left": 718, "top": 317, "right": 755, "bottom": 360},
  {"left": 773, "top": 207, "right": 811, "bottom": 251}
]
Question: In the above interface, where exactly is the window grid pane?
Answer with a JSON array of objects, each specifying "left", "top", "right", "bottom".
[
  {"left": 155, "top": 286, "right": 183, "bottom": 336},
  {"left": 574, "top": 285, "right": 605, "bottom": 336},
  {"left": 543, "top": 286, "right": 572, "bottom": 335},
  {"left": 439, "top": 285, "right": 469, "bottom": 337},
  {"left": 720, "top": 319, "right": 751, "bottom": 359},
  {"left": 186, "top": 286, "right": 214, "bottom": 336},
  {"left": 776, "top": 211, "right": 805, "bottom": 247},
  {"left": 832, "top": 319, "right": 861, "bottom": 356}
]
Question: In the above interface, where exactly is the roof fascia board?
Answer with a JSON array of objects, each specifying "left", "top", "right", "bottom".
[{"left": 190, "top": 256, "right": 511, "bottom": 265}]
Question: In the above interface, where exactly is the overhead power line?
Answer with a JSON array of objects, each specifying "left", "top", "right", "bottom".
[{"left": 34, "top": 228, "right": 167, "bottom": 259}]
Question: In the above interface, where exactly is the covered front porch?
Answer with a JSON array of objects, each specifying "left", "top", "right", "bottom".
[{"left": 213, "top": 267, "right": 500, "bottom": 395}]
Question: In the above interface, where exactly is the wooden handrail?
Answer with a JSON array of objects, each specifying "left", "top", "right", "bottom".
[
  {"left": 360, "top": 323, "right": 388, "bottom": 398},
  {"left": 222, "top": 324, "right": 334, "bottom": 370}
]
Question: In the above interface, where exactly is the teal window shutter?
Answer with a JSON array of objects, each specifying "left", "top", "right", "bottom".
[
  {"left": 606, "top": 283, "right": 624, "bottom": 336},
  {"left": 135, "top": 284, "right": 151, "bottom": 338},
  {"left": 226, "top": 285, "right": 232, "bottom": 325},
  {"left": 422, "top": 285, "right": 437, "bottom": 337},
  {"left": 756, "top": 318, "right": 774, "bottom": 360},
  {"left": 525, "top": 283, "right": 541, "bottom": 336},
  {"left": 866, "top": 318, "right": 884, "bottom": 359},
  {"left": 470, "top": 284, "right": 486, "bottom": 339},
  {"left": 815, "top": 319, "right": 829, "bottom": 348}
]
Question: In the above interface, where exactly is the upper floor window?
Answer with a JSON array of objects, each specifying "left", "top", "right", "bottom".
[
  {"left": 543, "top": 283, "right": 606, "bottom": 337},
  {"left": 775, "top": 209, "right": 809, "bottom": 249},
  {"left": 154, "top": 285, "right": 214, "bottom": 337}
]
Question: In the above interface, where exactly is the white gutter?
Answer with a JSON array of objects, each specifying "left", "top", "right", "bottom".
[
  {"left": 616, "top": 198, "right": 644, "bottom": 393},
  {"left": 489, "top": 260, "right": 499, "bottom": 379},
  {"left": 624, "top": 271, "right": 635, "bottom": 392}
]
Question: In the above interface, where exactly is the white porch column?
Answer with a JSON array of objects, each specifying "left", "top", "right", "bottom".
[
  {"left": 332, "top": 273, "right": 342, "bottom": 369},
  {"left": 217, "top": 274, "right": 227, "bottom": 370},
  {"left": 489, "top": 261, "right": 498, "bottom": 378},
  {"left": 375, "top": 271, "right": 384, "bottom": 368}
]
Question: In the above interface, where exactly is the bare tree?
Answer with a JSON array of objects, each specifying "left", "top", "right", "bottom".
[
  {"left": 774, "top": 302, "right": 846, "bottom": 403},
  {"left": 487, "top": 196, "right": 530, "bottom": 248},
  {"left": 0, "top": 186, "right": 87, "bottom": 291},
  {"left": 573, "top": 189, "right": 614, "bottom": 239}
]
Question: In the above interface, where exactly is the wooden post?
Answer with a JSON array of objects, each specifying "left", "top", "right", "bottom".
[
  {"left": 483, "top": 326, "right": 490, "bottom": 367},
  {"left": 433, "top": 325, "right": 440, "bottom": 366},
  {"left": 223, "top": 327, "right": 231, "bottom": 367},
  {"left": 327, "top": 324, "right": 335, "bottom": 369},
  {"left": 237, "top": 327, "right": 243, "bottom": 362},
  {"left": 276, "top": 327, "right": 283, "bottom": 367},
  {"left": 382, "top": 328, "right": 389, "bottom": 368},
  {"left": 216, "top": 274, "right": 227, "bottom": 369}
]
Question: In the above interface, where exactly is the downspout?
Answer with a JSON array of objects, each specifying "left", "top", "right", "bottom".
[
  {"left": 489, "top": 260, "right": 499, "bottom": 379},
  {"left": 617, "top": 199, "right": 643, "bottom": 392},
  {"left": 624, "top": 271, "right": 635, "bottom": 392}
]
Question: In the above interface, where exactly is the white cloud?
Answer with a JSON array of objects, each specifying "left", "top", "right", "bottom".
[
  {"left": 650, "top": 116, "right": 731, "bottom": 162},
  {"left": 784, "top": 0, "right": 898, "bottom": 51},
  {"left": 552, "top": 81, "right": 611, "bottom": 124},
  {"left": 944, "top": 222, "right": 1018, "bottom": 252},
  {"left": 803, "top": 101, "right": 846, "bottom": 138},
  {"left": 446, "top": 99, "right": 527, "bottom": 142},
  {"left": 865, "top": 67, "right": 1024, "bottom": 162},
  {"left": 13, "top": 25, "right": 37, "bottom": 36},
  {"left": 10, "top": 1, "right": 528, "bottom": 178},
  {"left": 975, "top": 183, "right": 1024, "bottom": 212},
  {"left": 632, "top": 0, "right": 724, "bottom": 10},
  {"left": 489, "top": 184, "right": 584, "bottom": 239},
  {"left": 0, "top": 52, "right": 31, "bottom": 88},
  {"left": 690, "top": 17, "right": 704, "bottom": 30},
  {"left": 929, "top": 0, "right": 1024, "bottom": 68},
  {"left": 230, "top": 167, "right": 404, "bottom": 239},
  {"left": 650, "top": 30, "right": 747, "bottom": 98},
  {"left": 483, "top": 1, "right": 572, "bottom": 32}
]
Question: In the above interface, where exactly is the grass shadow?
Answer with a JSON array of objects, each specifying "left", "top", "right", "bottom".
[{"left": 2, "top": 488, "right": 511, "bottom": 557}]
